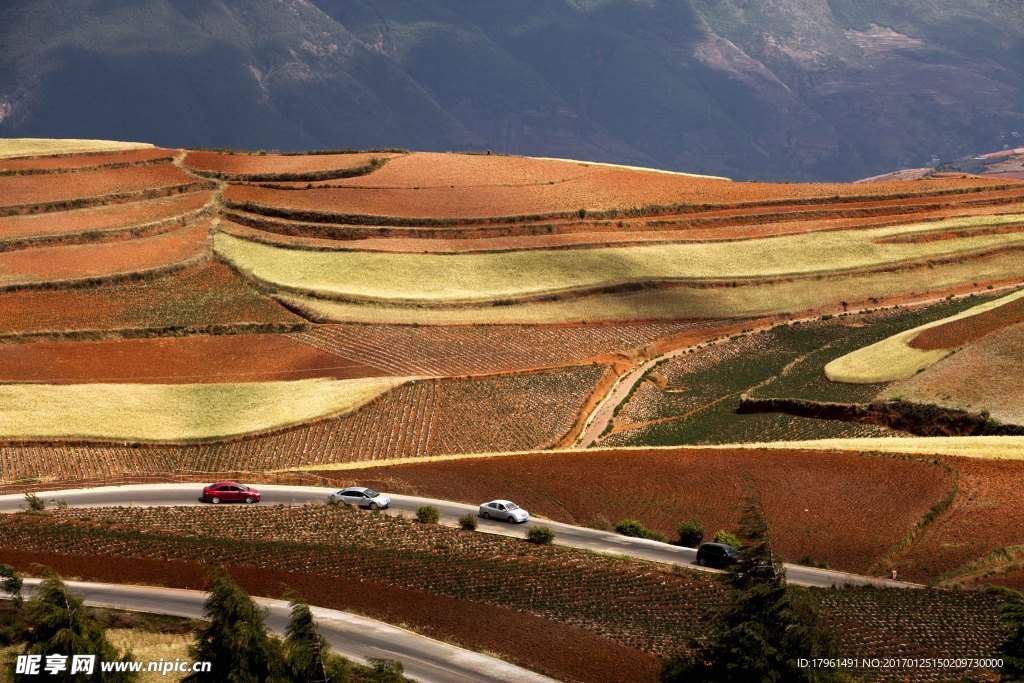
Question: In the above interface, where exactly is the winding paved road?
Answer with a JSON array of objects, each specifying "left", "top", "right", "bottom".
[
  {"left": 0, "top": 484, "right": 919, "bottom": 590},
  {"left": 17, "top": 578, "right": 552, "bottom": 683}
]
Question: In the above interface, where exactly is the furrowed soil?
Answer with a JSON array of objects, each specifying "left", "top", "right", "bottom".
[
  {"left": 0, "top": 164, "right": 203, "bottom": 210},
  {"left": 910, "top": 296, "right": 1024, "bottom": 350},
  {"left": 0, "top": 191, "right": 212, "bottom": 243},
  {"left": 0, "top": 148, "right": 175, "bottom": 172},
  {"left": 0, "top": 366, "right": 608, "bottom": 479},
  {"left": 183, "top": 151, "right": 396, "bottom": 177},
  {"left": 883, "top": 325, "right": 1024, "bottom": 424},
  {"left": 0, "top": 334, "right": 386, "bottom": 383},
  {"left": 885, "top": 456, "right": 1024, "bottom": 586},
  {"left": 0, "top": 221, "right": 209, "bottom": 287},
  {"left": 332, "top": 447, "right": 952, "bottom": 574},
  {"left": 0, "top": 263, "right": 302, "bottom": 337}
]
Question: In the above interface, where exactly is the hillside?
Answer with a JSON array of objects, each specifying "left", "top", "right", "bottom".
[{"left": 1, "top": 1, "right": 1023, "bottom": 180}]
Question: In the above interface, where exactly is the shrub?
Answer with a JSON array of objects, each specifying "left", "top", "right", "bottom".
[
  {"left": 526, "top": 525, "right": 555, "bottom": 545},
  {"left": 713, "top": 530, "right": 742, "bottom": 548},
  {"left": 23, "top": 493, "right": 45, "bottom": 513},
  {"left": 587, "top": 514, "right": 613, "bottom": 532},
  {"left": 616, "top": 519, "right": 669, "bottom": 543},
  {"left": 677, "top": 518, "right": 705, "bottom": 547},
  {"left": 458, "top": 514, "right": 478, "bottom": 531},
  {"left": 415, "top": 505, "right": 440, "bottom": 524}
]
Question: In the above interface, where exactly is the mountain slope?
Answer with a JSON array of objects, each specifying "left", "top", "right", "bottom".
[{"left": 1, "top": 0, "right": 1022, "bottom": 180}]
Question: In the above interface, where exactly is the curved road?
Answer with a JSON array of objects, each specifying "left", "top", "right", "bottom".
[
  {"left": 0, "top": 484, "right": 918, "bottom": 590},
  {"left": 17, "top": 578, "right": 551, "bottom": 683}
]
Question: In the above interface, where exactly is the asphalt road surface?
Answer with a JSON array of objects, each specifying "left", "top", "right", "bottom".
[
  {"left": 17, "top": 578, "right": 553, "bottom": 683},
  {"left": 0, "top": 484, "right": 919, "bottom": 589}
]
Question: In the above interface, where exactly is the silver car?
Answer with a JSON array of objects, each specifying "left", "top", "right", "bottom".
[
  {"left": 479, "top": 500, "right": 529, "bottom": 523},
  {"left": 329, "top": 487, "right": 391, "bottom": 510}
]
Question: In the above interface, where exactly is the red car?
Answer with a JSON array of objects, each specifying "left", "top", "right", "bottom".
[{"left": 202, "top": 482, "right": 261, "bottom": 504}]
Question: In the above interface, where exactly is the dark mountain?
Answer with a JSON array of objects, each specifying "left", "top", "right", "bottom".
[{"left": 1, "top": 0, "right": 1022, "bottom": 180}]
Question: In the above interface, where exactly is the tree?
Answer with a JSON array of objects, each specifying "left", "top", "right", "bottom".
[
  {"left": 17, "top": 571, "right": 137, "bottom": 682},
  {"left": 184, "top": 568, "right": 286, "bottom": 683},
  {"left": 995, "top": 587, "right": 1024, "bottom": 681},
  {"left": 0, "top": 564, "right": 23, "bottom": 609},
  {"left": 283, "top": 597, "right": 350, "bottom": 683},
  {"left": 663, "top": 478, "right": 843, "bottom": 682}
]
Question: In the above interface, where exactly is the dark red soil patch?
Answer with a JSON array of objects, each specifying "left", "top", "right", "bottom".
[
  {"left": 0, "top": 333, "right": 385, "bottom": 383},
  {"left": 910, "top": 295, "right": 1024, "bottom": 350},
  {"left": 0, "top": 221, "right": 208, "bottom": 286},
  {"left": 0, "top": 191, "right": 211, "bottom": 242},
  {"left": 0, "top": 148, "right": 176, "bottom": 172},
  {"left": 323, "top": 447, "right": 953, "bottom": 574},
  {"left": 891, "top": 456, "right": 1024, "bottom": 583},
  {"left": 0, "top": 262, "right": 302, "bottom": 338},
  {"left": 0, "top": 550, "right": 657, "bottom": 683}
]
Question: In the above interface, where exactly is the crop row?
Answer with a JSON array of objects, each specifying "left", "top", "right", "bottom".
[
  {"left": 0, "top": 365, "right": 607, "bottom": 480},
  {"left": 291, "top": 321, "right": 703, "bottom": 375},
  {"left": 0, "top": 506, "right": 726, "bottom": 656}
]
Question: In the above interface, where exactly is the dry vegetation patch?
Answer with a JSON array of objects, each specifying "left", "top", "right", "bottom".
[
  {"left": 0, "top": 139, "right": 153, "bottom": 159},
  {"left": 0, "top": 376, "right": 406, "bottom": 442}
]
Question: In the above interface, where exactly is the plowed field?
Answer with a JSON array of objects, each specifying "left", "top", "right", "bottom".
[
  {"left": 0, "top": 334, "right": 384, "bottom": 383},
  {"left": 911, "top": 295, "right": 1024, "bottom": 350},
  {"left": 0, "top": 164, "right": 205, "bottom": 210},
  {"left": 224, "top": 152, "right": 1014, "bottom": 220},
  {"left": 183, "top": 151, "right": 395, "bottom": 178},
  {"left": 0, "top": 263, "right": 302, "bottom": 337},
  {"left": 337, "top": 447, "right": 952, "bottom": 573},
  {"left": 0, "top": 221, "right": 209, "bottom": 287},
  {"left": 0, "top": 148, "right": 175, "bottom": 172},
  {"left": 0, "top": 191, "right": 212, "bottom": 243}
]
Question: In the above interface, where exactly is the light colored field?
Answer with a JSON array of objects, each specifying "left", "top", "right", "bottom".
[
  {"left": 721, "top": 437, "right": 1024, "bottom": 460},
  {"left": 0, "top": 377, "right": 407, "bottom": 442},
  {"left": 216, "top": 216, "right": 1024, "bottom": 305},
  {"left": 825, "top": 287, "right": 1024, "bottom": 383},
  {"left": 527, "top": 156, "right": 731, "bottom": 181},
  {"left": 278, "top": 249, "right": 1024, "bottom": 324},
  {"left": 107, "top": 630, "right": 193, "bottom": 683},
  {"left": 0, "top": 138, "right": 153, "bottom": 159}
]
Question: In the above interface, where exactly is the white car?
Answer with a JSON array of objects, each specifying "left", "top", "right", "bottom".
[
  {"left": 479, "top": 500, "right": 529, "bottom": 523},
  {"left": 330, "top": 487, "right": 391, "bottom": 510}
]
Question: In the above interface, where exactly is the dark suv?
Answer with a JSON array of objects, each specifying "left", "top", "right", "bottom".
[{"left": 696, "top": 542, "right": 742, "bottom": 568}]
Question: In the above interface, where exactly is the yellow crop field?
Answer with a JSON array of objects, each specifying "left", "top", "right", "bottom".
[
  {"left": 216, "top": 216, "right": 1024, "bottom": 305},
  {"left": 277, "top": 249, "right": 1024, "bottom": 325},
  {"left": 0, "top": 138, "right": 154, "bottom": 158},
  {"left": 0, "top": 377, "right": 407, "bottom": 442},
  {"left": 720, "top": 437, "right": 1024, "bottom": 460},
  {"left": 825, "top": 287, "right": 1024, "bottom": 383}
]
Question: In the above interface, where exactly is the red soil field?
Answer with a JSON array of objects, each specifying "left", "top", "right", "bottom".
[
  {"left": 291, "top": 320, "right": 716, "bottom": 375},
  {"left": 0, "top": 551, "right": 660, "bottom": 683},
  {"left": 0, "top": 191, "right": 212, "bottom": 243},
  {"left": 890, "top": 456, "right": 1024, "bottom": 584},
  {"left": 0, "top": 262, "right": 301, "bottom": 337},
  {"left": 0, "top": 366, "right": 608, "bottom": 478},
  {"left": 0, "top": 221, "right": 209, "bottom": 287},
  {"left": 0, "top": 148, "right": 175, "bottom": 172},
  {"left": 183, "top": 151, "right": 396, "bottom": 177},
  {"left": 910, "top": 295, "right": 1024, "bottom": 350},
  {"left": 0, "top": 163, "right": 206, "bottom": 210},
  {"left": 332, "top": 447, "right": 953, "bottom": 574},
  {"left": 223, "top": 153, "right": 1016, "bottom": 220},
  {"left": 0, "top": 333, "right": 385, "bottom": 384}
]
